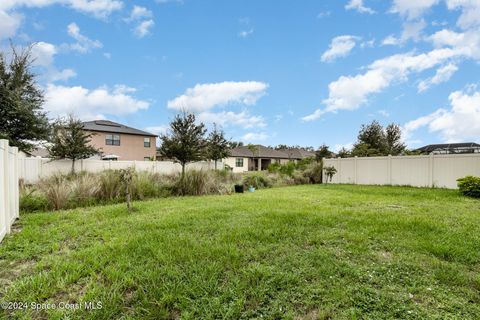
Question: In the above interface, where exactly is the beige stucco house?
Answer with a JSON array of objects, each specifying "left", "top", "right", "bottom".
[
  {"left": 224, "top": 145, "right": 315, "bottom": 173},
  {"left": 83, "top": 120, "right": 157, "bottom": 161}
]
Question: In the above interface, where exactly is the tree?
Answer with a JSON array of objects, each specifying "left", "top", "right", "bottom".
[
  {"left": 385, "top": 123, "right": 406, "bottom": 155},
  {"left": 315, "top": 144, "right": 333, "bottom": 162},
  {"left": 206, "top": 124, "right": 231, "bottom": 169},
  {"left": 337, "top": 147, "right": 351, "bottom": 158},
  {"left": 351, "top": 120, "right": 406, "bottom": 157},
  {"left": 48, "top": 116, "right": 99, "bottom": 174},
  {"left": 0, "top": 43, "right": 50, "bottom": 152},
  {"left": 159, "top": 113, "right": 207, "bottom": 177},
  {"left": 228, "top": 141, "right": 243, "bottom": 148},
  {"left": 323, "top": 165, "right": 337, "bottom": 184}
]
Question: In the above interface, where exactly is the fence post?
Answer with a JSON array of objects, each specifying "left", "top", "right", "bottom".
[
  {"left": 2, "top": 140, "right": 11, "bottom": 234},
  {"left": 0, "top": 140, "right": 7, "bottom": 241},
  {"left": 354, "top": 156, "right": 358, "bottom": 184},
  {"left": 428, "top": 153, "right": 434, "bottom": 188},
  {"left": 337, "top": 157, "right": 341, "bottom": 183},
  {"left": 388, "top": 155, "right": 392, "bottom": 185},
  {"left": 12, "top": 147, "right": 19, "bottom": 220}
]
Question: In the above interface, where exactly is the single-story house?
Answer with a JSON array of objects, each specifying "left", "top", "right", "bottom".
[
  {"left": 415, "top": 142, "right": 480, "bottom": 155},
  {"left": 224, "top": 145, "right": 315, "bottom": 173},
  {"left": 83, "top": 120, "right": 157, "bottom": 161}
]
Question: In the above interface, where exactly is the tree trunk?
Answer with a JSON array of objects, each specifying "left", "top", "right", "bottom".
[
  {"left": 126, "top": 184, "right": 131, "bottom": 212},
  {"left": 71, "top": 158, "right": 75, "bottom": 175},
  {"left": 214, "top": 159, "right": 217, "bottom": 170},
  {"left": 181, "top": 163, "right": 186, "bottom": 179}
]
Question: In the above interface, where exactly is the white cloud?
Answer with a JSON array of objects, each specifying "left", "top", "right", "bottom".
[
  {"left": 382, "top": 19, "right": 427, "bottom": 46},
  {"left": 31, "top": 41, "right": 76, "bottom": 82},
  {"left": 67, "top": 22, "right": 102, "bottom": 53},
  {"left": 345, "top": 0, "right": 375, "bottom": 14},
  {"left": 197, "top": 110, "right": 266, "bottom": 129},
  {"left": 134, "top": 19, "right": 154, "bottom": 38},
  {"left": 446, "top": 0, "right": 480, "bottom": 29},
  {"left": 103, "top": 52, "right": 111, "bottom": 59},
  {"left": 43, "top": 84, "right": 150, "bottom": 120},
  {"left": 378, "top": 109, "right": 390, "bottom": 117},
  {"left": 404, "top": 87, "right": 480, "bottom": 142},
  {"left": 31, "top": 41, "right": 57, "bottom": 67},
  {"left": 0, "top": 0, "right": 123, "bottom": 19},
  {"left": 167, "top": 81, "right": 268, "bottom": 112},
  {"left": 304, "top": 47, "right": 461, "bottom": 121},
  {"left": 128, "top": 5, "right": 152, "bottom": 21},
  {"left": 321, "top": 35, "right": 360, "bottom": 62},
  {"left": 0, "top": 10, "right": 22, "bottom": 40},
  {"left": 390, "top": 0, "right": 439, "bottom": 19},
  {"left": 49, "top": 68, "right": 77, "bottom": 82},
  {"left": 334, "top": 142, "right": 354, "bottom": 152},
  {"left": 238, "top": 29, "right": 254, "bottom": 38},
  {"left": 418, "top": 63, "right": 458, "bottom": 92},
  {"left": 428, "top": 28, "right": 480, "bottom": 60},
  {"left": 145, "top": 125, "right": 168, "bottom": 136},
  {"left": 242, "top": 132, "right": 268, "bottom": 142}
]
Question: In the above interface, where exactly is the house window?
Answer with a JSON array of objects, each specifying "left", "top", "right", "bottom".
[
  {"left": 275, "top": 159, "right": 281, "bottom": 164},
  {"left": 106, "top": 134, "right": 120, "bottom": 146},
  {"left": 235, "top": 158, "right": 244, "bottom": 167},
  {"left": 144, "top": 157, "right": 151, "bottom": 161},
  {"left": 144, "top": 137, "right": 151, "bottom": 148}
]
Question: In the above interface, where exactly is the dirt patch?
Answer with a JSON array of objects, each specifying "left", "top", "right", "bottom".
[{"left": 0, "top": 259, "right": 37, "bottom": 290}]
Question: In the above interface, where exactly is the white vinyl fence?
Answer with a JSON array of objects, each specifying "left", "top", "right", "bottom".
[
  {"left": 18, "top": 157, "right": 224, "bottom": 184},
  {"left": 323, "top": 154, "right": 480, "bottom": 189},
  {"left": 0, "top": 140, "right": 20, "bottom": 244}
]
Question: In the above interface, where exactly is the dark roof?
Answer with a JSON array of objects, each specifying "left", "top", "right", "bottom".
[
  {"left": 416, "top": 142, "right": 480, "bottom": 152},
  {"left": 82, "top": 120, "right": 157, "bottom": 137},
  {"left": 230, "top": 145, "right": 290, "bottom": 159},
  {"left": 277, "top": 148, "right": 316, "bottom": 159}
]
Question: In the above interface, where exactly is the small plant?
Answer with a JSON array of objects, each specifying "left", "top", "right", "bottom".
[
  {"left": 457, "top": 176, "right": 480, "bottom": 198},
  {"left": 119, "top": 167, "right": 135, "bottom": 212},
  {"left": 243, "top": 172, "right": 272, "bottom": 189},
  {"left": 323, "top": 165, "right": 337, "bottom": 184}
]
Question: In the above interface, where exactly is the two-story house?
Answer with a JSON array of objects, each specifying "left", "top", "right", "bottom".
[{"left": 83, "top": 120, "right": 157, "bottom": 161}]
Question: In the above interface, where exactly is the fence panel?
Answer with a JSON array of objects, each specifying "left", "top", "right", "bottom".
[
  {"left": 0, "top": 139, "right": 20, "bottom": 243},
  {"left": 18, "top": 158, "right": 225, "bottom": 184},
  {"left": 324, "top": 154, "right": 480, "bottom": 189}
]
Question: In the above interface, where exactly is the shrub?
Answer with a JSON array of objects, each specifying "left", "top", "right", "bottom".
[
  {"left": 267, "top": 162, "right": 281, "bottom": 173},
  {"left": 98, "top": 170, "right": 123, "bottom": 201},
  {"left": 19, "top": 187, "right": 49, "bottom": 212},
  {"left": 70, "top": 173, "right": 101, "bottom": 207},
  {"left": 243, "top": 172, "right": 272, "bottom": 189},
  {"left": 172, "top": 170, "right": 232, "bottom": 196},
  {"left": 457, "top": 176, "right": 480, "bottom": 198},
  {"left": 302, "top": 162, "right": 323, "bottom": 184},
  {"left": 38, "top": 174, "right": 72, "bottom": 210}
]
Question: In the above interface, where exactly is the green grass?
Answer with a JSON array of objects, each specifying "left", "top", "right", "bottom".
[{"left": 1, "top": 185, "right": 479, "bottom": 319}]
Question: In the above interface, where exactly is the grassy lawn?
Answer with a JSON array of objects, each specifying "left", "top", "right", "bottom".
[{"left": 1, "top": 185, "right": 479, "bottom": 319}]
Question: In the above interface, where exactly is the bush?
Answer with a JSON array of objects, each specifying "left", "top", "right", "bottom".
[
  {"left": 38, "top": 174, "right": 72, "bottom": 210},
  {"left": 302, "top": 162, "right": 323, "bottom": 184},
  {"left": 457, "top": 176, "right": 480, "bottom": 198},
  {"left": 19, "top": 187, "right": 49, "bottom": 212},
  {"left": 172, "top": 170, "right": 232, "bottom": 196},
  {"left": 243, "top": 172, "right": 272, "bottom": 189}
]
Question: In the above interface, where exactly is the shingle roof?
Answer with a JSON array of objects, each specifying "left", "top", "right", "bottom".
[
  {"left": 277, "top": 148, "right": 316, "bottom": 159},
  {"left": 416, "top": 142, "right": 480, "bottom": 153},
  {"left": 82, "top": 120, "right": 157, "bottom": 137},
  {"left": 230, "top": 145, "right": 290, "bottom": 159}
]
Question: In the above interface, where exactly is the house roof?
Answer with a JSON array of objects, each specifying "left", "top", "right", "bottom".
[
  {"left": 416, "top": 142, "right": 480, "bottom": 153},
  {"left": 230, "top": 145, "right": 291, "bottom": 159},
  {"left": 277, "top": 148, "right": 316, "bottom": 159},
  {"left": 82, "top": 120, "right": 157, "bottom": 137}
]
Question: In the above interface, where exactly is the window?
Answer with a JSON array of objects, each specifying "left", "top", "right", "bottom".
[
  {"left": 235, "top": 158, "right": 244, "bottom": 167},
  {"left": 275, "top": 159, "right": 281, "bottom": 164},
  {"left": 144, "top": 137, "right": 151, "bottom": 148},
  {"left": 144, "top": 157, "right": 151, "bottom": 161},
  {"left": 106, "top": 134, "right": 120, "bottom": 146}
]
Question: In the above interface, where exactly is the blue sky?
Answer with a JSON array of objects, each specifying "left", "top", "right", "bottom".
[{"left": 1, "top": 0, "right": 480, "bottom": 150}]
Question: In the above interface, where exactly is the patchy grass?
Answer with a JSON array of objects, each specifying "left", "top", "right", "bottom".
[{"left": 1, "top": 185, "right": 479, "bottom": 319}]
